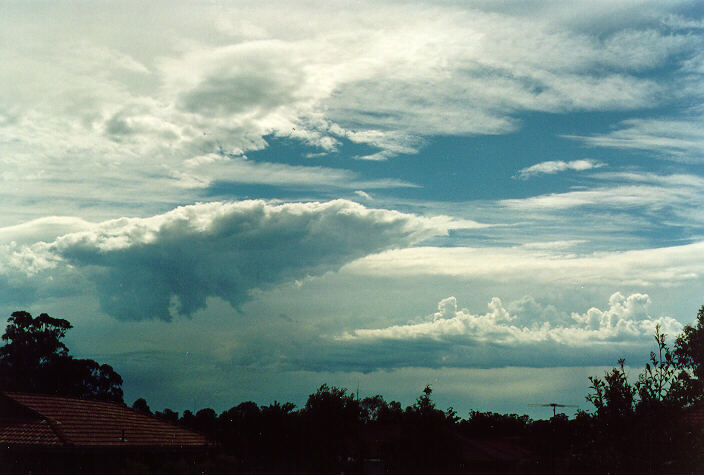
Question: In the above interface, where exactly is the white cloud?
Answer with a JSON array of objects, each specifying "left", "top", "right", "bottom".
[
  {"left": 516, "top": 159, "right": 605, "bottom": 179},
  {"left": 175, "top": 153, "right": 416, "bottom": 190},
  {"left": 565, "top": 113, "right": 704, "bottom": 162},
  {"left": 340, "top": 292, "right": 681, "bottom": 348},
  {"left": 0, "top": 200, "right": 464, "bottom": 320},
  {"left": 342, "top": 241, "right": 704, "bottom": 287},
  {"left": 354, "top": 190, "right": 372, "bottom": 200},
  {"left": 0, "top": 217, "right": 93, "bottom": 245},
  {"left": 0, "top": 1, "right": 700, "bottom": 223},
  {"left": 501, "top": 185, "right": 687, "bottom": 210},
  {"left": 501, "top": 171, "right": 704, "bottom": 217}
]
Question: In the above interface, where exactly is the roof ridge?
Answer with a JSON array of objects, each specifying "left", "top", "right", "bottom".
[{"left": 4, "top": 391, "right": 127, "bottom": 408}]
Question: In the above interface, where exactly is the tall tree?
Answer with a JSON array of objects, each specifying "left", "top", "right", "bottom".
[
  {"left": 0, "top": 311, "right": 123, "bottom": 402},
  {"left": 675, "top": 304, "right": 704, "bottom": 402}
]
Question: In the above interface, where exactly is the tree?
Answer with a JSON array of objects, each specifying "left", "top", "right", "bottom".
[
  {"left": 0, "top": 311, "right": 123, "bottom": 402},
  {"left": 303, "top": 384, "right": 363, "bottom": 471},
  {"left": 397, "top": 385, "right": 463, "bottom": 472},
  {"left": 584, "top": 324, "right": 704, "bottom": 472},
  {"left": 361, "top": 394, "right": 403, "bottom": 423},
  {"left": 675, "top": 304, "right": 704, "bottom": 402},
  {"left": 587, "top": 358, "right": 636, "bottom": 420},
  {"left": 132, "top": 397, "right": 152, "bottom": 415}
]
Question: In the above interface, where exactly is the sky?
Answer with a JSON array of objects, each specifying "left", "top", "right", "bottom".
[{"left": 1, "top": 0, "right": 704, "bottom": 419}]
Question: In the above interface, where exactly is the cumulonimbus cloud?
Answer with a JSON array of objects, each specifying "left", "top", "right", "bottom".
[{"left": 1, "top": 200, "right": 466, "bottom": 321}]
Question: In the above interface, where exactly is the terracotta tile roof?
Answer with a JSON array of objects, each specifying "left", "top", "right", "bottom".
[
  {"left": 0, "top": 392, "right": 210, "bottom": 449},
  {"left": 0, "top": 420, "right": 63, "bottom": 447}
]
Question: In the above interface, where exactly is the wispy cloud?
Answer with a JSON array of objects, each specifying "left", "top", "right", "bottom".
[
  {"left": 175, "top": 153, "right": 417, "bottom": 190},
  {"left": 343, "top": 241, "right": 704, "bottom": 287},
  {"left": 516, "top": 159, "right": 605, "bottom": 179},
  {"left": 501, "top": 172, "right": 704, "bottom": 223},
  {"left": 0, "top": 1, "right": 700, "bottom": 224},
  {"left": 564, "top": 113, "right": 704, "bottom": 162}
]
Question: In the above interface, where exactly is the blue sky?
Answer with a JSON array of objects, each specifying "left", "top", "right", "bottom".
[{"left": 2, "top": 0, "right": 704, "bottom": 418}]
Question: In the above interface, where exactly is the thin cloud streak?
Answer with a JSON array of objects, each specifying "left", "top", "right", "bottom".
[
  {"left": 516, "top": 159, "right": 605, "bottom": 179},
  {"left": 343, "top": 241, "right": 704, "bottom": 286}
]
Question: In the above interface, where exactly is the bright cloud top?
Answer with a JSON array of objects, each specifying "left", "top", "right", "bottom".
[
  {"left": 516, "top": 159, "right": 605, "bottom": 179},
  {"left": 340, "top": 293, "right": 681, "bottom": 348},
  {"left": 1, "top": 200, "right": 463, "bottom": 320}
]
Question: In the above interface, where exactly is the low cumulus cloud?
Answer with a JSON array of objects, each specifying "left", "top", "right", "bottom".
[
  {"left": 320, "top": 293, "right": 682, "bottom": 371},
  {"left": 340, "top": 293, "right": 680, "bottom": 345},
  {"left": 0, "top": 200, "right": 457, "bottom": 321},
  {"left": 516, "top": 159, "right": 605, "bottom": 179}
]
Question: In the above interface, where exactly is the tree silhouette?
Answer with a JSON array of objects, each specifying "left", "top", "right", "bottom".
[
  {"left": 675, "top": 304, "right": 704, "bottom": 402},
  {"left": 0, "top": 311, "right": 123, "bottom": 402},
  {"left": 303, "top": 384, "right": 363, "bottom": 471},
  {"left": 584, "top": 323, "right": 704, "bottom": 472},
  {"left": 132, "top": 397, "right": 152, "bottom": 415}
]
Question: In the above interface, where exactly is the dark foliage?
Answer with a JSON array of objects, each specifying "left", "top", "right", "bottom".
[
  {"left": 0, "top": 311, "right": 123, "bottom": 402},
  {"left": 675, "top": 304, "right": 704, "bottom": 401},
  {"left": 132, "top": 397, "right": 152, "bottom": 415}
]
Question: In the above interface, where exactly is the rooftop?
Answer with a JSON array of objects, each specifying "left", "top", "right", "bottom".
[{"left": 0, "top": 392, "right": 210, "bottom": 449}]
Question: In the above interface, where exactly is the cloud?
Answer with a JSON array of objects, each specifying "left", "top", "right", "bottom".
[
  {"left": 326, "top": 293, "right": 681, "bottom": 371},
  {"left": 565, "top": 113, "right": 704, "bottom": 162},
  {"left": 342, "top": 240, "right": 704, "bottom": 287},
  {"left": 1, "top": 200, "right": 461, "bottom": 321},
  {"left": 174, "top": 153, "right": 415, "bottom": 190},
  {"left": 516, "top": 159, "right": 605, "bottom": 179},
  {"left": 340, "top": 293, "right": 679, "bottom": 345},
  {"left": 500, "top": 172, "right": 704, "bottom": 222},
  {"left": 0, "top": 217, "right": 93, "bottom": 245},
  {"left": 0, "top": 0, "right": 700, "bottom": 225}
]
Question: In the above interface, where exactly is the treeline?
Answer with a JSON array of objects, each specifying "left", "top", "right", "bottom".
[
  {"left": 133, "top": 309, "right": 704, "bottom": 474},
  {"left": 132, "top": 376, "right": 702, "bottom": 473},
  {"left": 136, "top": 384, "right": 532, "bottom": 473}
]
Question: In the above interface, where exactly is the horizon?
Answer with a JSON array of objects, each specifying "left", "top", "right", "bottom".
[{"left": 2, "top": 1, "right": 704, "bottom": 421}]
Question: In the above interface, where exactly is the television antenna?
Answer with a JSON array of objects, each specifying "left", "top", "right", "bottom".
[{"left": 529, "top": 402, "right": 579, "bottom": 417}]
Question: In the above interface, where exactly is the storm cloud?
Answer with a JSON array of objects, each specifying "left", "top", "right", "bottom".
[{"left": 3, "top": 200, "right": 453, "bottom": 321}]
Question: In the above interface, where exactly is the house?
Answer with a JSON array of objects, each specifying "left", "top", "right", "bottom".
[{"left": 0, "top": 391, "right": 212, "bottom": 474}]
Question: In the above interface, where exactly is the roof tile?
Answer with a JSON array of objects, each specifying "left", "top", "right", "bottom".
[{"left": 1, "top": 392, "right": 210, "bottom": 448}]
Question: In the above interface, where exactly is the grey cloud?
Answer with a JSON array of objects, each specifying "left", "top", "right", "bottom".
[
  {"left": 288, "top": 293, "right": 681, "bottom": 372},
  {"left": 215, "top": 292, "right": 681, "bottom": 374},
  {"left": 180, "top": 71, "right": 299, "bottom": 117},
  {"left": 40, "top": 200, "right": 448, "bottom": 321}
]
